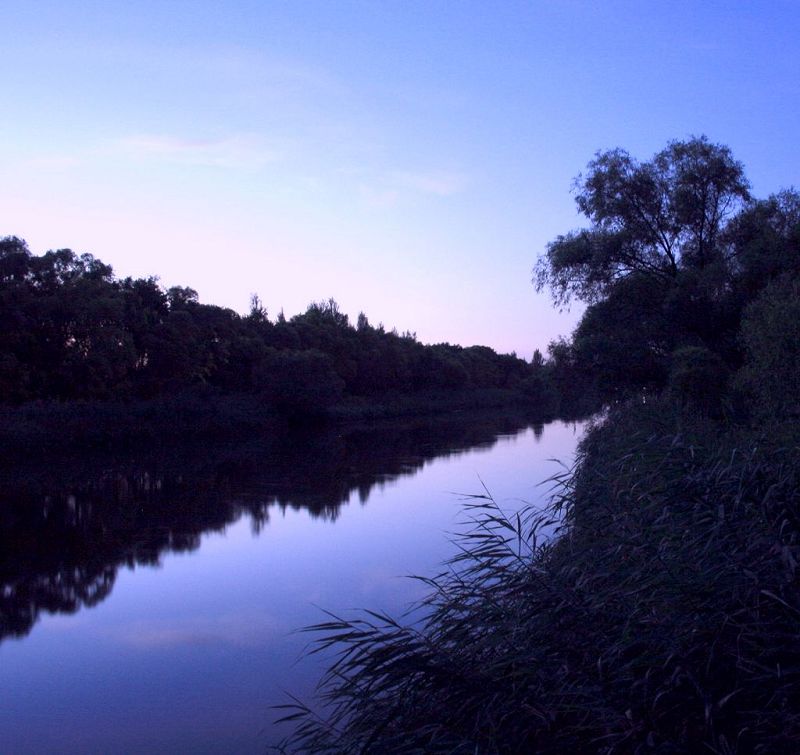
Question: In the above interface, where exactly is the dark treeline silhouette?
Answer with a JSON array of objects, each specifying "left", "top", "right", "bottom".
[
  {"left": 0, "top": 411, "right": 541, "bottom": 643},
  {"left": 0, "top": 238, "right": 555, "bottom": 421}
]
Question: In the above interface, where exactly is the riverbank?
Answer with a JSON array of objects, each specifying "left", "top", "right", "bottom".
[
  {"left": 0, "top": 387, "right": 556, "bottom": 454},
  {"left": 330, "top": 386, "right": 555, "bottom": 420},
  {"left": 277, "top": 399, "right": 800, "bottom": 753}
]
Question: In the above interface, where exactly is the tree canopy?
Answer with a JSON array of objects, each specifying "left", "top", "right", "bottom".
[
  {"left": 532, "top": 137, "right": 800, "bottom": 414},
  {"left": 535, "top": 136, "right": 750, "bottom": 306}
]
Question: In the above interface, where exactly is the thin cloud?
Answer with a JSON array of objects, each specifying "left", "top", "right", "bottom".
[
  {"left": 24, "top": 155, "right": 83, "bottom": 170},
  {"left": 115, "top": 133, "right": 282, "bottom": 170},
  {"left": 357, "top": 169, "right": 469, "bottom": 208},
  {"left": 359, "top": 184, "right": 401, "bottom": 208},
  {"left": 392, "top": 169, "right": 468, "bottom": 197}
]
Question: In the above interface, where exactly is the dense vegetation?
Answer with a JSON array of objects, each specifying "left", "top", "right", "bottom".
[
  {"left": 0, "top": 237, "right": 557, "bottom": 430},
  {"left": 278, "top": 137, "right": 800, "bottom": 752},
  {"left": 538, "top": 136, "right": 800, "bottom": 415}
]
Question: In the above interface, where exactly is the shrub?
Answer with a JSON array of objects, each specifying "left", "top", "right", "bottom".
[
  {"left": 257, "top": 349, "right": 345, "bottom": 417},
  {"left": 668, "top": 345, "right": 729, "bottom": 416},
  {"left": 736, "top": 274, "right": 800, "bottom": 419}
]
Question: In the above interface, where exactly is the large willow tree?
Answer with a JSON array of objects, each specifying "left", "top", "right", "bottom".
[{"left": 535, "top": 136, "right": 751, "bottom": 306}]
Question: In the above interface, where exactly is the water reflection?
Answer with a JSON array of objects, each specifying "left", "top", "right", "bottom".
[{"left": 0, "top": 413, "right": 543, "bottom": 643}]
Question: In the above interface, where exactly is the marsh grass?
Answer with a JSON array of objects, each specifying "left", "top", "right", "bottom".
[{"left": 276, "top": 406, "right": 800, "bottom": 753}]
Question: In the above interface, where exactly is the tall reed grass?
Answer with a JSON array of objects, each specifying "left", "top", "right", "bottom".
[{"left": 277, "top": 405, "right": 800, "bottom": 753}]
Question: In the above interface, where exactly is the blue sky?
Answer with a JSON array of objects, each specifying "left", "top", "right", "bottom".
[{"left": 2, "top": 1, "right": 798, "bottom": 356}]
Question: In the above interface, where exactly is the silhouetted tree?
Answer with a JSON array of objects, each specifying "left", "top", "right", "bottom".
[
  {"left": 725, "top": 189, "right": 800, "bottom": 297},
  {"left": 535, "top": 136, "right": 750, "bottom": 306},
  {"left": 531, "top": 138, "right": 780, "bottom": 407}
]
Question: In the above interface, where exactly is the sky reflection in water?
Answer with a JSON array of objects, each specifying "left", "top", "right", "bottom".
[{"left": 0, "top": 416, "right": 582, "bottom": 753}]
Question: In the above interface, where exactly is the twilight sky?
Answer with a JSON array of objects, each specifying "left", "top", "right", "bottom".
[{"left": 2, "top": 1, "right": 799, "bottom": 356}]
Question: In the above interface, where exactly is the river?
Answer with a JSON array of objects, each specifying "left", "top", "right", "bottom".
[{"left": 0, "top": 414, "right": 583, "bottom": 753}]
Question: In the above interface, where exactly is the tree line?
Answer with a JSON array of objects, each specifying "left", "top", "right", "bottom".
[{"left": 0, "top": 239, "right": 553, "bottom": 416}]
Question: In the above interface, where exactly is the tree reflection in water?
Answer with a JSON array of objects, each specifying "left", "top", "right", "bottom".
[{"left": 0, "top": 413, "right": 543, "bottom": 642}]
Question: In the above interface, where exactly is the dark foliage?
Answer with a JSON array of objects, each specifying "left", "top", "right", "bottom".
[
  {"left": 537, "top": 139, "right": 800, "bottom": 410},
  {"left": 0, "top": 244, "right": 557, "bottom": 418}
]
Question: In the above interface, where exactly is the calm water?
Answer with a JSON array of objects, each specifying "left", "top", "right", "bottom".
[{"left": 0, "top": 415, "right": 582, "bottom": 754}]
